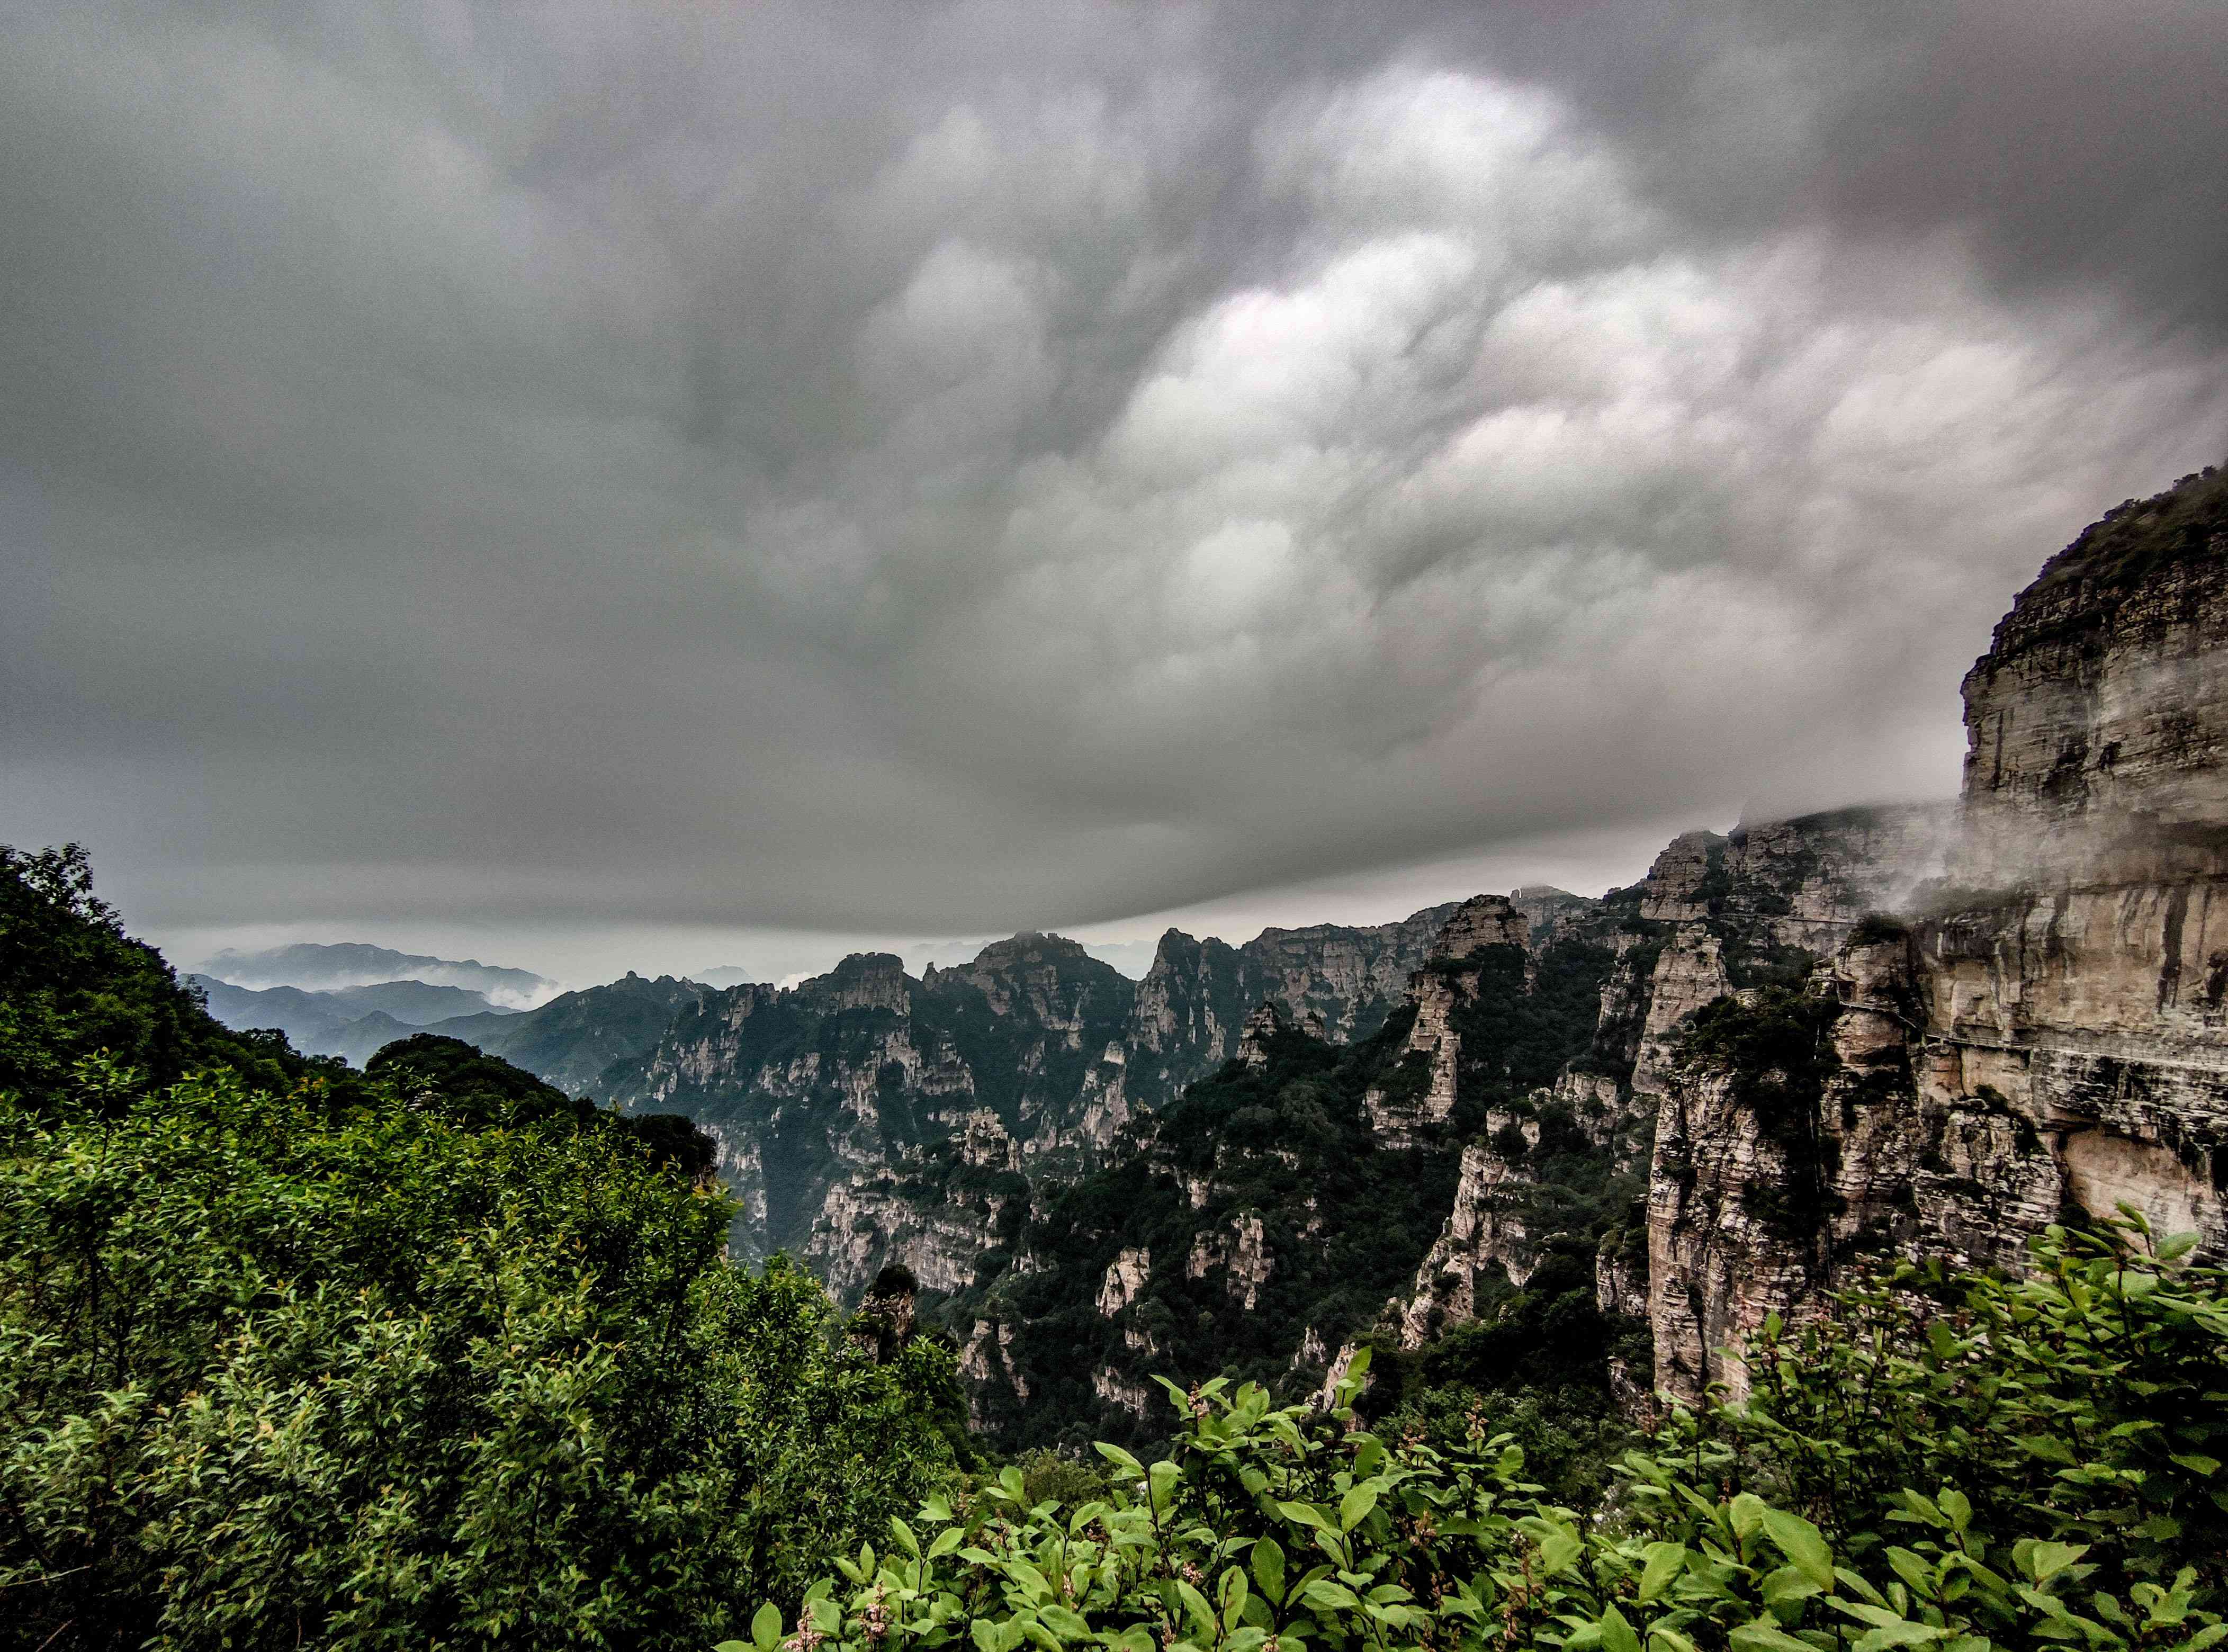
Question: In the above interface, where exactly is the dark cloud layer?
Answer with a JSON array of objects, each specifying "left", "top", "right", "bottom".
[{"left": 4, "top": 1, "right": 2225, "bottom": 950}]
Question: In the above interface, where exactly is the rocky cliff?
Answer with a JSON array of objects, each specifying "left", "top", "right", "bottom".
[
  {"left": 606, "top": 906, "right": 1487, "bottom": 1301},
  {"left": 1646, "top": 463, "right": 2228, "bottom": 1404}
]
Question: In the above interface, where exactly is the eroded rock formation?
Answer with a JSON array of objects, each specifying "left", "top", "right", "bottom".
[{"left": 1646, "top": 463, "right": 2228, "bottom": 1402}]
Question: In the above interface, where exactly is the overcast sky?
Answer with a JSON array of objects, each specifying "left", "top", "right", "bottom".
[{"left": 6, "top": 1, "right": 2227, "bottom": 987}]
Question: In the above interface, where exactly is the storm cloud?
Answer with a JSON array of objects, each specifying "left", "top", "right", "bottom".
[{"left": 5, "top": 1, "right": 2225, "bottom": 964}]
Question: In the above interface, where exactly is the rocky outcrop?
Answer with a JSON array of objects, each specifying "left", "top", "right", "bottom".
[
  {"left": 1367, "top": 897, "right": 1534, "bottom": 1144},
  {"left": 1185, "top": 1213, "right": 1272, "bottom": 1309},
  {"left": 1429, "top": 894, "right": 1532, "bottom": 961},
  {"left": 1096, "top": 1246, "right": 1152, "bottom": 1316},
  {"left": 1398, "top": 1137, "right": 1537, "bottom": 1346},
  {"left": 1121, "top": 906, "right": 1469, "bottom": 1104},
  {"left": 1915, "top": 469, "right": 2228, "bottom": 1255},
  {"left": 1236, "top": 903, "right": 1465, "bottom": 1042},
  {"left": 1646, "top": 464, "right": 2228, "bottom": 1403}
]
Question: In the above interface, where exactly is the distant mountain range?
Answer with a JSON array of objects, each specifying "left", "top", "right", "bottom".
[
  {"left": 189, "top": 966, "right": 711, "bottom": 1080},
  {"left": 197, "top": 942, "right": 555, "bottom": 1006}
]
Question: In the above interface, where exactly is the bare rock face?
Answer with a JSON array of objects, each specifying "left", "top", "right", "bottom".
[
  {"left": 1237, "top": 1001, "right": 1288, "bottom": 1069},
  {"left": 1647, "top": 1053, "right": 1832, "bottom": 1402},
  {"left": 1367, "top": 898, "right": 1535, "bottom": 1144},
  {"left": 1237, "top": 903, "right": 1465, "bottom": 1042},
  {"left": 957, "top": 1317, "right": 1030, "bottom": 1428},
  {"left": 1631, "top": 928, "right": 1732, "bottom": 1100},
  {"left": 1431, "top": 894, "right": 1532, "bottom": 959},
  {"left": 1645, "top": 464, "right": 2228, "bottom": 1404},
  {"left": 1398, "top": 1138, "right": 1537, "bottom": 1346},
  {"left": 1639, "top": 832, "right": 1728, "bottom": 923},
  {"left": 1184, "top": 1213, "right": 1273, "bottom": 1309},
  {"left": 1919, "top": 471, "right": 2228, "bottom": 1254},
  {"left": 1955, "top": 466, "right": 2228, "bottom": 888},
  {"left": 1096, "top": 1246, "right": 1152, "bottom": 1316}
]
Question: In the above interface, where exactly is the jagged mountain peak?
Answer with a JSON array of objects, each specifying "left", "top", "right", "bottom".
[
  {"left": 1426, "top": 893, "right": 1530, "bottom": 960},
  {"left": 928, "top": 931, "right": 1134, "bottom": 1023},
  {"left": 803, "top": 951, "right": 914, "bottom": 1013}
]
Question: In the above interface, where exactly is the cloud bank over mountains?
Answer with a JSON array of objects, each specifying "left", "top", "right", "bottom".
[{"left": 4, "top": 1, "right": 2225, "bottom": 955}]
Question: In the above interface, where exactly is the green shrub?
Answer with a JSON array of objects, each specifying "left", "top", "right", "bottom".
[
  {"left": 0, "top": 1056, "right": 958, "bottom": 1648},
  {"left": 756, "top": 1217, "right": 2226, "bottom": 1652}
]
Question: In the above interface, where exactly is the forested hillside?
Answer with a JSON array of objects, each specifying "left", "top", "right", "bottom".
[{"left": 0, "top": 845, "right": 961, "bottom": 1648}]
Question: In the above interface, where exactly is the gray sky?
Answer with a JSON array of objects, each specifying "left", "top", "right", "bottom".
[{"left": 5, "top": 0, "right": 2226, "bottom": 987}]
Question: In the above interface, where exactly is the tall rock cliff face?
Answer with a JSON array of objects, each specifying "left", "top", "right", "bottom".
[
  {"left": 1116, "top": 906, "right": 1466, "bottom": 1109},
  {"left": 1646, "top": 464, "right": 2228, "bottom": 1404},
  {"left": 1920, "top": 466, "right": 2228, "bottom": 1254}
]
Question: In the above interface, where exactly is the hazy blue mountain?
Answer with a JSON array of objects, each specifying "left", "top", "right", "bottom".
[
  {"left": 186, "top": 976, "right": 360, "bottom": 1053},
  {"left": 198, "top": 942, "right": 554, "bottom": 1006},
  {"left": 187, "top": 975, "right": 515, "bottom": 1058},
  {"left": 414, "top": 973, "right": 719, "bottom": 1099}
]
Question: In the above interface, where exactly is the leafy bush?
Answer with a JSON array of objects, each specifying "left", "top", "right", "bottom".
[
  {"left": 758, "top": 1218, "right": 2225, "bottom": 1652},
  {"left": 0, "top": 1055, "right": 958, "bottom": 1648}
]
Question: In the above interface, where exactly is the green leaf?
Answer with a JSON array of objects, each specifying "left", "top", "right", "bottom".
[
  {"left": 2025, "top": 1542, "right": 2089, "bottom": 1584},
  {"left": 1761, "top": 1508, "right": 1834, "bottom": 1592},
  {"left": 1639, "top": 1541, "right": 1687, "bottom": 1604},
  {"left": 752, "top": 1602, "right": 785, "bottom": 1652},
  {"left": 1042, "top": 1606, "right": 1093, "bottom": 1640},
  {"left": 2169, "top": 1454, "right": 2221, "bottom": 1476},
  {"left": 928, "top": 1527, "right": 964, "bottom": 1558},
  {"left": 1219, "top": 1566, "right": 1250, "bottom": 1628},
  {"left": 1338, "top": 1482, "right": 1378, "bottom": 1532},
  {"left": 1763, "top": 1565, "right": 1824, "bottom": 1611},
  {"left": 1301, "top": 1579, "right": 1362, "bottom": 1612},
  {"left": 1148, "top": 1459, "right": 1179, "bottom": 1514},
  {"left": 1345, "top": 1344, "right": 1372, "bottom": 1378},
  {"left": 1537, "top": 1527, "right": 1583, "bottom": 1578},
  {"left": 1601, "top": 1605, "right": 1643, "bottom": 1652},
  {"left": 1176, "top": 1580, "right": 1217, "bottom": 1637},
  {"left": 1252, "top": 1537, "right": 1286, "bottom": 1604},
  {"left": 1277, "top": 1500, "right": 1329, "bottom": 1531},
  {"left": 1729, "top": 1494, "right": 1769, "bottom": 1540},
  {"left": 1731, "top": 1620, "right": 1823, "bottom": 1652},
  {"left": 1851, "top": 1622, "right": 1949, "bottom": 1652},
  {"left": 1094, "top": 1443, "right": 1145, "bottom": 1478}
]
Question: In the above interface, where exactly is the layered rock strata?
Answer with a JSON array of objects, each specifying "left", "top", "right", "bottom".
[{"left": 1647, "top": 464, "right": 2228, "bottom": 1403}]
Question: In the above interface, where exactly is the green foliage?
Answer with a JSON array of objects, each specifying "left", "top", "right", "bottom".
[
  {"left": 0, "top": 842, "right": 324, "bottom": 1105},
  {"left": 2031, "top": 463, "right": 2227, "bottom": 599},
  {"left": 1696, "top": 1214, "right": 2228, "bottom": 1600},
  {"left": 0, "top": 1054, "right": 958, "bottom": 1648},
  {"left": 764, "top": 1221, "right": 2227, "bottom": 1652},
  {"left": 0, "top": 849, "right": 965, "bottom": 1651}
]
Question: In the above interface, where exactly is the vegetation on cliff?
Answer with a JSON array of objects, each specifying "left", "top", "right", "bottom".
[
  {"left": 2031, "top": 462, "right": 2227, "bottom": 600},
  {"left": 939, "top": 938, "right": 1627, "bottom": 1455}
]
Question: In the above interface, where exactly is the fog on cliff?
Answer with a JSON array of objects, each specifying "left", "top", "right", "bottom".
[{"left": 4, "top": 1, "right": 2226, "bottom": 984}]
